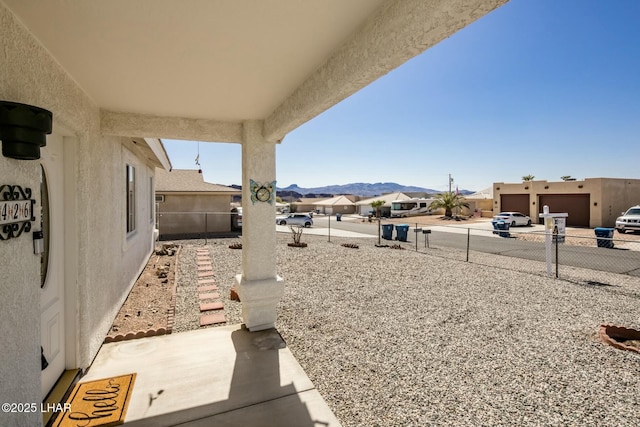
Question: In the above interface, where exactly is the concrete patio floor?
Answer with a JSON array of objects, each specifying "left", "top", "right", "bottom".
[{"left": 79, "top": 324, "right": 341, "bottom": 426}]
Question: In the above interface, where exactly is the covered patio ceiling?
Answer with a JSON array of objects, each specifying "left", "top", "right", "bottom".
[{"left": 4, "top": 0, "right": 508, "bottom": 143}]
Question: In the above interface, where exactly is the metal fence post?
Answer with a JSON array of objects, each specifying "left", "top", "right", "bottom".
[
  {"left": 466, "top": 228, "right": 470, "bottom": 262},
  {"left": 555, "top": 231, "right": 559, "bottom": 278}
]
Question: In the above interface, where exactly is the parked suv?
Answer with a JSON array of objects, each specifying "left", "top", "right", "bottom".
[
  {"left": 276, "top": 213, "right": 313, "bottom": 227},
  {"left": 615, "top": 205, "right": 640, "bottom": 234}
]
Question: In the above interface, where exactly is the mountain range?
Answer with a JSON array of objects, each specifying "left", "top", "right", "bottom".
[{"left": 276, "top": 182, "right": 473, "bottom": 198}]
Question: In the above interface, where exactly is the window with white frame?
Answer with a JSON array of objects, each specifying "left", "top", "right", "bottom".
[
  {"left": 126, "top": 164, "right": 136, "bottom": 233},
  {"left": 149, "top": 177, "right": 154, "bottom": 222}
]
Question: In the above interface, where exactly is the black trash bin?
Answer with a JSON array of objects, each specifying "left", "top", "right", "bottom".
[
  {"left": 381, "top": 224, "right": 394, "bottom": 240},
  {"left": 594, "top": 227, "right": 614, "bottom": 248},
  {"left": 336, "top": 213, "right": 342, "bottom": 221},
  {"left": 395, "top": 224, "right": 409, "bottom": 242},
  {"left": 492, "top": 220, "right": 510, "bottom": 238}
]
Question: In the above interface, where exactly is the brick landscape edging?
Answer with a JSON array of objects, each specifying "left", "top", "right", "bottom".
[
  {"left": 104, "top": 245, "right": 181, "bottom": 344},
  {"left": 599, "top": 324, "right": 640, "bottom": 354}
]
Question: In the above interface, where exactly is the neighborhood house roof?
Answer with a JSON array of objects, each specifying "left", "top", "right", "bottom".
[
  {"left": 156, "top": 169, "right": 241, "bottom": 193},
  {"left": 466, "top": 187, "right": 494, "bottom": 199},
  {"left": 313, "top": 195, "right": 356, "bottom": 206},
  {"left": 294, "top": 197, "right": 329, "bottom": 204},
  {"left": 356, "top": 192, "right": 412, "bottom": 207}
]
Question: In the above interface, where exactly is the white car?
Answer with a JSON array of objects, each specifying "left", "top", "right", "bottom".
[
  {"left": 615, "top": 205, "right": 640, "bottom": 234},
  {"left": 276, "top": 213, "right": 313, "bottom": 227},
  {"left": 493, "top": 212, "right": 532, "bottom": 227}
]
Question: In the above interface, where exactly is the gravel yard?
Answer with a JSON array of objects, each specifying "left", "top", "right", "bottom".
[{"left": 173, "top": 233, "right": 640, "bottom": 427}]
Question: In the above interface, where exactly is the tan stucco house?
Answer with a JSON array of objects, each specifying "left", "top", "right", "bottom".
[
  {"left": 313, "top": 195, "right": 359, "bottom": 215},
  {"left": 155, "top": 169, "right": 241, "bottom": 238},
  {"left": 465, "top": 187, "right": 494, "bottom": 217},
  {"left": 494, "top": 178, "right": 640, "bottom": 227},
  {"left": 0, "top": 1, "right": 507, "bottom": 424},
  {"left": 291, "top": 197, "right": 326, "bottom": 213}
]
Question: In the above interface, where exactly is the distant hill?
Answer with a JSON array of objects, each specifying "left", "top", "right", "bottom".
[
  {"left": 230, "top": 182, "right": 474, "bottom": 198},
  {"left": 277, "top": 182, "right": 450, "bottom": 197}
]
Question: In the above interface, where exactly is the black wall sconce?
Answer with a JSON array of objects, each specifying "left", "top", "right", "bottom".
[{"left": 0, "top": 101, "right": 52, "bottom": 160}]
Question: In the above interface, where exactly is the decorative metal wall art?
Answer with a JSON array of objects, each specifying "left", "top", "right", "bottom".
[
  {"left": 0, "top": 101, "right": 53, "bottom": 160},
  {"left": 249, "top": 179, "right": 276, "bottom": 205},
  {"left": 0, "top": 184, "right": 35, "bottom": 240}
]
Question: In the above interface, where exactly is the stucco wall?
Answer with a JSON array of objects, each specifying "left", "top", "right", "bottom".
[
  {"left": 0, "top": 4, "right": 157, "bottom": 421},
  {"left": 0, "top": 157, "right": 41, "bottom": 426},
  {"left": 157, "top": 193, "right": 232, "bottom": 237},
  {"left": 600, "top": 178, "right": 640, "bottom": 227},
  {"left": 77, "top": 141, "right": 156, "bottom": 365}
]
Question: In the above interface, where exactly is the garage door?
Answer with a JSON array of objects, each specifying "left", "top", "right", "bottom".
[
  {"left": 538, "top": 194, "right": 590, "bottom": 227},
  {"left": 500, "top": 194, "right": 530, "bottom": 215}
]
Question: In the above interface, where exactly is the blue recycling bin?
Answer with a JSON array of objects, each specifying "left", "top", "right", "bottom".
[
  {"left": 395, "top": 224, "right": 409, "bottom": 242},
  {"left": 594, "top": 227, "right": 614, "bottom": 248},
  {"left": 381, "top": 224, "right": 394, "bottom": 240},
  {"left": 492, "top": 220, "right": 510, "bottom": 238}
]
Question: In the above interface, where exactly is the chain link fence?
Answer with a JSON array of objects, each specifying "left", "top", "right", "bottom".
[
  {"left": 156, "top": 211, "right": 241, "bottom": 240},
  {"left": 156, "top": 212, "right": 640, "bottom": 283},
  {"left": 397, "top": 223, "right": 640, "bottom": 282}
]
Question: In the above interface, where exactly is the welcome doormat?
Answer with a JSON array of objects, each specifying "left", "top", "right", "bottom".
[{"left": 52, "top": 373, "right": 136, "bottom": 427}]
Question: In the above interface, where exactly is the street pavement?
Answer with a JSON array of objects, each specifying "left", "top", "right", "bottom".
[
  {"left": 276, "top": 214, "right": 640, "bottom": 276},
  {"left": 276, "top": 223, "right": 376, "bottom": 238}
]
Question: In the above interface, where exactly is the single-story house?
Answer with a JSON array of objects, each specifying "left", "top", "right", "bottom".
[
  {"left": 494, "top": 178, "right": 640, "bottom": 227},
  {"left": 465, "top": 187, "right": 494, "bottom": 217},
  {"left": 155, "top": 169, "right": 241, "bottom": 238},
  {"left": 291, "top": 197, "right": 328, "bottom": 213},
  {"left": 0, "top": 1, "right": 507, "bottom": 424},
  {"left": 355, "top": 192, "right": 411, "bottom": 216},
  {"left": 313, "top": 195, "right": 358, "bottom": 215}
]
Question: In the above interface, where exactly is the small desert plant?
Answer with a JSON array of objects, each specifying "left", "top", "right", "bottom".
[
  {"left": 288, "top": 225, "right": 307, "bottom": 247},
  {"left": 228, "top": 242, "right": 242, "bottom": 249},
  {"left": 389, "top": 244, "right": 405, "bottom": 250},
  {"left": 290, "top": 226, "right": 303, "bottom": 244},
  {"left": 341, "top": 243, "right": 359, "bottom": 249}
]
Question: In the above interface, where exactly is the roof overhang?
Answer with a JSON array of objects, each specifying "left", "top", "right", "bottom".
[
  {"left": 4, "top": 0, "right": 508, "bottom": 143},
  {"left": 123, "top": 137, "right": 172, "bottom": 170}
]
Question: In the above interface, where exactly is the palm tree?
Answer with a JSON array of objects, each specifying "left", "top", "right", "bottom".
[
  {"left": 369, "top": 200, "right": 385, "bottom": 218},
  {"left": 522, "top": 174, "right": 535, "bottom": 181},
  {"left": 429, "top": 192, "right": 469, "bottom": 218}
]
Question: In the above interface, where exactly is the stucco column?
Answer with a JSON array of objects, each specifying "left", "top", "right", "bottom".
[{"left": 234, "top": 120, "right": 284, "bottom": 331}]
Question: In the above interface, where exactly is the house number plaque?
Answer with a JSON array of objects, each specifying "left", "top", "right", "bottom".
[{"left": 0, "top": 184, "right": 35, "bottom": 240}]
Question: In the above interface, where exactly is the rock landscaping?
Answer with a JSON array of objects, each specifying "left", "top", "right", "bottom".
[{"left": 109, "top": 233, "right": 640, "bottom": 426}]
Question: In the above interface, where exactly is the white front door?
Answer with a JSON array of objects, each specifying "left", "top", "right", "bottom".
[{"left": 40, "top": 134, "right": 66, "bottom": 399}]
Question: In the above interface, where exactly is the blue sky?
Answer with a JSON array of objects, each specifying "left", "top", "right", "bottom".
[{"left": 163, "top": 0, "right": 640, "bottom": 192}]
